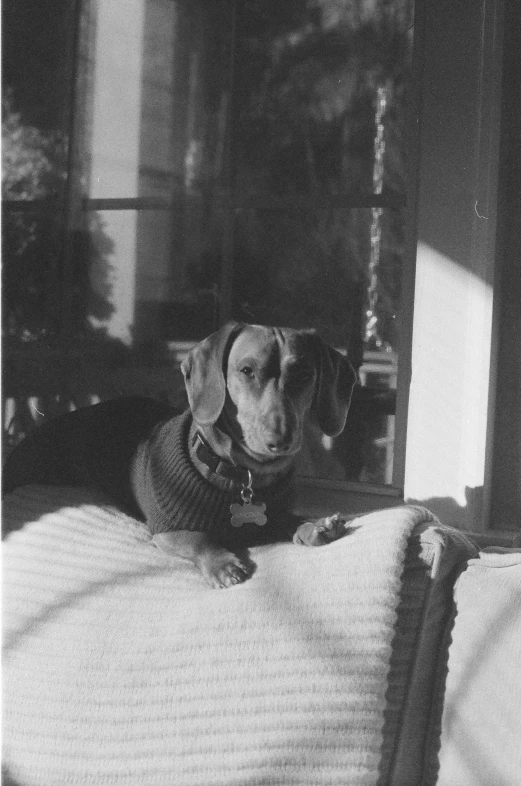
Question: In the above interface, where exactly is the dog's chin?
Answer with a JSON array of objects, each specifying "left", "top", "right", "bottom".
[
  {"left": 213, "top": 411, "right": 300, "bottom": 474},
  {"left": 232, "top": 441, "right": 299, "bottom": 473}
]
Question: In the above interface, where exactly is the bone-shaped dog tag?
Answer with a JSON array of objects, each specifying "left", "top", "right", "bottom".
[
  {"left": 230, "top": 471, "right": 267, "bottom": 527},
  {"left": 230, "top": 499, "right": 267, "bottom": 527}
]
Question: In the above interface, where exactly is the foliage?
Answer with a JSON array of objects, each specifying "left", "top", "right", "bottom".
[
  {"left": 2, "top": 93, "right": 66, "bottom": 201},
  {"left": 2, "top": 93, "right": 115, "bottom": 343}
]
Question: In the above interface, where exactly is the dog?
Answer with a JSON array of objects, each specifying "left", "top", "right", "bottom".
[{"left": 2, "top": 322, "right": 356, "bottom": 588}]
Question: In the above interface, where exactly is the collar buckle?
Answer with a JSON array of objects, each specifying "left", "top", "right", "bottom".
[{"left": 192, "top": 431, "right": 249, "bottom": 485}]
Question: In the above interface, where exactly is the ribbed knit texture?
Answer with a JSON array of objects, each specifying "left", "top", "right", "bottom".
[
  {"left": 130, "top": 409, "right": 295, "bottom": 545},
  {"left": 2, "top": 485, "right": 438, "bottom": 786}
]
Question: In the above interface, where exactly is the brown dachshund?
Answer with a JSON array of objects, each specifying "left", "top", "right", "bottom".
[{"left": 3, "top": 322, "right": 356, "bottom": 588}]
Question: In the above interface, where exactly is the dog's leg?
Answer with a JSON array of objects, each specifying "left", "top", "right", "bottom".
[{"left": 152, "top": 530, "right": 251, "bottom": 589}]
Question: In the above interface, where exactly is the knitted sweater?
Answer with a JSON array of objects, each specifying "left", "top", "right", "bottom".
[{"left": 130, "top": 410, "right": 297, "bottom": 548}]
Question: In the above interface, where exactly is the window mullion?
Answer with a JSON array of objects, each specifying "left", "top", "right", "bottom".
[{"left": 58, "top": 0, "right": 85, "bottom": 344}]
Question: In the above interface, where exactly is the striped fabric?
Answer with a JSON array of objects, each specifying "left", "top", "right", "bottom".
[{"left": 3, "top": 486, "right": 437, "bottom": 786}]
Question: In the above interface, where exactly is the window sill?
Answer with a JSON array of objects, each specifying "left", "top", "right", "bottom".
[{"left": 293, "top": 475, "right": 403, "bottom": 520}]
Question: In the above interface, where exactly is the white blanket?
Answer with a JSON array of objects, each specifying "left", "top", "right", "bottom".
[{"left": 2, "top": 486, "right": 437, "bottom": 786}]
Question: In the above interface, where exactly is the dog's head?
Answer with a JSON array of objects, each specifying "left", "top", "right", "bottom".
[{"left": 181, "top": 321, "right": 356, "bottom": 467}]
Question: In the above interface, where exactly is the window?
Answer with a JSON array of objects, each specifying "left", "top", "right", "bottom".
[
  {"left": 3, "top": 0, "right": 415, "bottom": 502},
  {"left": 4, "top": 0, "right": 514, "bottom": 532}
]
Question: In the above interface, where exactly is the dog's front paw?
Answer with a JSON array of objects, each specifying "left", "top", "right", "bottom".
[
  {"left": 293, "top": 513, "right": 350, "bottom": 546},
  {"left": 201, "top": 550, "right": 251, "bottom": 589}
]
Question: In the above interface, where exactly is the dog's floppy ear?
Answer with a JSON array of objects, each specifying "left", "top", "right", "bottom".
[
  {"left": 181, "top": 321, "right": 243, "bottom": 425},
  {"left": 311, "top": 333, "right": 357, "bottom": 437}
]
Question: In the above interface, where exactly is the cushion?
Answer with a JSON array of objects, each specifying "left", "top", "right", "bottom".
[
  {"left": 435, "top": 548, "right": 521, "bottom": 786},
  {"left": 2, "top": 486, "right": 472, "bottom": 786}
]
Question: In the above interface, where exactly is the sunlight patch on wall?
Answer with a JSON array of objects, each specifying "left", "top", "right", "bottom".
[{"left": 404, "top": 243, "right": 493, "bottom": 513}]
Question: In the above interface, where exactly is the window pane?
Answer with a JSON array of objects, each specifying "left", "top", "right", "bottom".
[
  {"left": 232, "top": 0, "right": 414, "bottom": 199},
  {"left": 84, "top": 205, "right": 224, "bottom": 346},
  {"left": 230, "top": 206, "right": 402, "bottom": 485},
  {"left": 2, "top": 1, "right": 414, "bottom": 490},
  {"left": 232, "top": 207, "right": 402, "bottom": 351},
  {"left": 2, "top": 212, "right": 65, "bottom": 340},
  {"left": 2, "top": 0, "right": 76, "bottom": 200},
  {"left": 78, "top": 0, "right": 234, "bottom": 200}
]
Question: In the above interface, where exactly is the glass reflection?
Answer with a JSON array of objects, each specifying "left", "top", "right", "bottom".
[
  {"left": 230, "top": 207, "right": 401, "bottom": 485},
  {"left": 232, "top": 0, "right": 413, "bottom": 198},
  {"left": 2, "top": 0, "right": 414, "bottom": 486}
]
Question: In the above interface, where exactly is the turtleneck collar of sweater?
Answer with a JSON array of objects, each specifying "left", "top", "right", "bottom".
[
  {"left": 188, "top": 420, "right": 293, "bottom": 493},
  {"left": 131, "top": 409, "right": 296, "bottom": 540}
]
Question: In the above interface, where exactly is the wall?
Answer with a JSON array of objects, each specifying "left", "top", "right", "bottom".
[{"left": 404, "top": 0, "right": 504, "bottom": 530}]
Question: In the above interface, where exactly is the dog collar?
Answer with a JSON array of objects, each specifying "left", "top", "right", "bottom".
[
  {"left": 191, "top": 430, "right": 268, "bottom": 528},
  {"left": 192, "top": 430, "right": 250, "bottom": 485}
]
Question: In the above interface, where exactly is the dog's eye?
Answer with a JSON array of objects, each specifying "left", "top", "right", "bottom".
[{"left": 240, "top": 365, "right": 255, "bottom": 379}]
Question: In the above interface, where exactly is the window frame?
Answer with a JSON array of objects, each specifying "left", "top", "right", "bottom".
[{"left": 3, "top": 0, "right": 516, "bottom": 534}]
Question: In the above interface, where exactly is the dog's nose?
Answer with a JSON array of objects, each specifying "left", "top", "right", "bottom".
[{"left": 267, "top": 439, "right": 291, "bottom": 454}]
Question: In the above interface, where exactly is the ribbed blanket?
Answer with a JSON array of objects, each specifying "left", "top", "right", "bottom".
[{"left": 2, "top": 486, "right": 437, "bottom": 786}]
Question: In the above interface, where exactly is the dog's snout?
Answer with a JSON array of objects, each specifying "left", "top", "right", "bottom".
[
  {"left": 264, "top": 409, "right": 294, "bottom": 454},
  {"left": 267, "top": 437, "right": 292, "bottom": 454}
]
